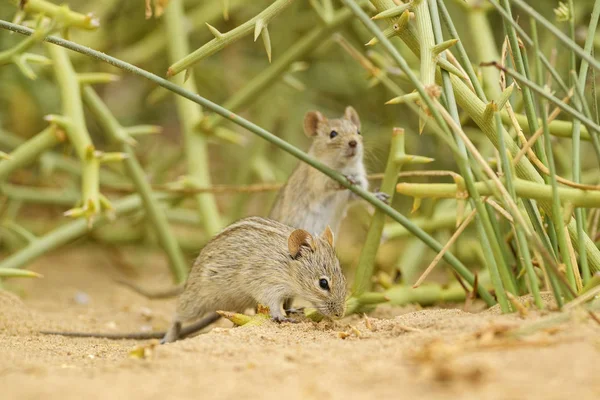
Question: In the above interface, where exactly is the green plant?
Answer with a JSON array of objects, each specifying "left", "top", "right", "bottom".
[{"left": 1, "top": 0, "right": 599, "bottom": 316}]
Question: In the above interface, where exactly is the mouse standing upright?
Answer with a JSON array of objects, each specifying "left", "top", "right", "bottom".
[{"left": 269, "top": 106, "right": 388, "bottom": 238}]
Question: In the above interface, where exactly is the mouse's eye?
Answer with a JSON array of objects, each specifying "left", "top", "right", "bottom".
[
  {"left": 319, "top": 278, "right": 330, "bottom": 291},
  {"left": 329, "top": 130, "right": 338, "bottom": 139},
  {"left": 357, "top": 130, "right": 361, "bottom": 135}
]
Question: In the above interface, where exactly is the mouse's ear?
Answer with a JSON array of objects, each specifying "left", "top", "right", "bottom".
[
  {"left": 344, "top": 106, "right": 361, "bottom": 130},
  {"left": 288, "top": 229, "right": 315, "bottom": 258},
  {"left": 321, "top": 226, "right": 334, "bottom": 247},
  {"left": 304, "top": 111, "right": 325, "bottom": 137}
]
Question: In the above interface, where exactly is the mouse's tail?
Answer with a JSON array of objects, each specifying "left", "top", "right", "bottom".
[
  {"left": 39, "top": 312, "right": 221, "bottom": 342},
  {"left": 114, "top": 279, "right": 184, "bottom": 299},
  {"left": 38, "top": 330, "right": 166, "bottom": 340}
]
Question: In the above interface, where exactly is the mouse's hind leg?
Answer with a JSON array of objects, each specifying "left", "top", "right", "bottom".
[
  {"left": 161, "top": 320, "right": 182, "bottom": 344},
  {"left": 283, "top": 297, "right": 293, "bottom": 313},
  {"left": 283, "top": 297, "right": 304, "bottom": 316}
]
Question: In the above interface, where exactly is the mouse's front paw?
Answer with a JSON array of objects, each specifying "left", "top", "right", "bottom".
[
  {"left": 374, "top": 191, "right": 391, "bottom": 204},
  {"left": 344, "top": 174, "right": 359, "bottom": 186},
  {"left": 272, "top": 316, "right": 299, "bottom": 324}
]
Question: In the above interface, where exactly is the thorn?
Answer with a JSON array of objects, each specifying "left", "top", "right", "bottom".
[
  {"left": 184, "top": 68, "right": 191, "bottom": 83},
  {"left": 254, "top": 18, "right": 264, "bottom": 41},
  {"left": 371, "top": 2, "right": 412, "bottom": 20},
  {"left": 365, "top": 25, "right": 396, "bottom": 46},
  {"left": 394, "top": 10, "right": 412, "bottom": 32},
  {"left": 125, "top": 137, "right": 138, "bottom": 147},
  {"left": 261, "top": 25, "right": 272, "bottom": 63},
  {"left": 97, "top": 152, "right": 129, "bottom": 163},
  {"left": 367, "top": 76, "right": 380, "bottom": 88},
  {"left": 419, "top": 117, "right": 426, "bottom": 135},
  {"left": 13, "top": 55, "right": 36, "bottom": 80},
  {"left": 99, "top": 194, "right": 114, "bottom": 211},
  {"left": 399, "top": 155, "right": 435, "bottom": 164},
  {"left": 385, "top": 91, "right": 420, "bottom": 105},
  {"left": 43, "top": 114, "right": 71, "bottom": 129},
  {"left": 12, "top": 10, "right": 25, "bottom": 25},
  {"left": 432, "top": 39, "right": 459, "bottom": 56},
  {"left": 223, "top": 0, "right": 230, "bottom": 20},
  {"left": 418, "top": 105, "right": 429, "bottom": 134},
  {"left": 365, "top": 37, "right": 378, "bottom": 46},
  {"left": 87, "top": 13, "right": 100, "bottom": 28},
  {"left": 63, "top": 207, "right": 86, "bottom": 218},
  {"left": 562, "top": 202, "right": 575, "bottom": 225},
  {"left": 496, "top": 83, "right": 515, "bottom": 111},
  {"left": 483, "top": 101, "right": 498, "bottom": 121},
  {"left": 439, "top": 59, "right": 467, "bottom": 79},
  {"left": 85, "top": 145, "right": 96, "bottom": 159},
  {"left": 411, "top": 197, "right": 422, "bottom": 214},
  {"left": 205, "top": 22, "right": 223, "bottom": 39}
]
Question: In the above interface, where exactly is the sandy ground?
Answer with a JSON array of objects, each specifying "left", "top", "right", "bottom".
[{"left": 1, "top": 245, "right": 600, "bottom": 400}]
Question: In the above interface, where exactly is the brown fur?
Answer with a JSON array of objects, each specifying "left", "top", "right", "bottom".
[
  {"left": 162, "top": 217, "right": 346, "bottom": 342},
  {"left": 269, "top": 106, "right": 369, "bottom": 237},
  {"left": 41, "top": 217, "right": 347, "bottom": 344}
]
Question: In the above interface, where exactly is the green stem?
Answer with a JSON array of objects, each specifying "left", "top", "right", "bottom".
[
  {"left": 396, "top": 179, "right": 600, "bottom": 208},
  {"left": 351, "top": 129, "right": 407, "bottom": 296},
  {"left": 569, "top": 0, "right": 600, "bottom": 284},
  {"left": 494, "top": 114, "right": 543, "bottom": 308},
  {"left": 0, "top": 126, "right": 62, "bottom": 181},
  {"left": 499, "top": 0, "right": 546, "bottom": 160},
  {"left": 167, "top": 0, "right": 295, "bottom": 76},
  {"left": 82, "top": 86, "right": 189, "bottom": 283},
  {"left": 8, "top": 0, "right": 99, "bottom": 30},
  {"left": 436, "top": 0, "right": 485, "bottom": 100},
  {"left": 500, "top": 113, "right": 592, "bottom": 141},
  {"left": 383, "top": 211, "right": 461, "bottom": 239},
  {"left": 164, "top": 0, "right": 222, "bottom": 236},
  {"left": 205, "top": 6, "right": 359, "bottom": 126},
  {"left": 0, "top": 193, "right": 174, "bottom": 270},
  {"left": 488, "top": 0, "right": 569, "bottom": 94},
  {"left": 529, "top": 20, "right": 577, "bottom": 289},
  {"left": 346, "top": 0, "right": 501, "bottom": 306},
  {"left": 0, "top": 17, "right": 51, "bottom": 66},
  {"left": 114, "top": 0, "right": 246, "bottom": 65},
  {"left": 385, "top": 282, "right": 467, "bottom": 306},
  {"left": 0, "top": 183, "right": 78, "bottom": 205},
  {"left": 466, "top": 4, "right": 501, "bottom": 100},
  {"left": 46, "top": 43, "right": 100, "bottom": 217},
  {"left": 429, "top": 0, "right": 514, "bottom": 306},
  {"left": 0, "top": 268, "right": 41, "bottom": 278},
  {"left": 414, "top": 0, "right": 435, "bottom": 86},
  {"left": 510, "top": 0, "right": 600, "bottom": 72},
  {"left": 352, "top": 1, "right": 600, "bottom": 274},
  {"left": 0, "top": 129, "right": 131, "bottom": 190}
]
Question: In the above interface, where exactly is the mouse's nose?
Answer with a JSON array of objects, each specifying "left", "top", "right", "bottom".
[{"left": 348, "top": 140, "right": 357, "bottom": 148}]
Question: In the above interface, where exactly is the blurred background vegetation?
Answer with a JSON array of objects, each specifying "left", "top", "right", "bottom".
[{"left": 1, "top": 0, "right": 599, "bottom": 311}]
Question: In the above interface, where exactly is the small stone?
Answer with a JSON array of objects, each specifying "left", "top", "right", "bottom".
[
  {"left": 73, "top": 292, "right": 90, "bottom": 305},
  {"left": 139, "top": 307, "right": 153, "bottom": 320}
]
